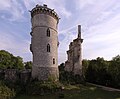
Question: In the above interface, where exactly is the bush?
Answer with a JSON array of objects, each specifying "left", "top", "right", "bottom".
[
  {"left": 0, "top": 81, "right": 15, "bottom": 99},
  {"left": 26, "top": 81, "right": 62, "bottom": 95}
]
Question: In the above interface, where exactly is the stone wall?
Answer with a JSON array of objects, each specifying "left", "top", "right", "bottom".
[
  {"left": 4, "top": 69, "right": 18, "bottom": 82},
  {"left": 0, "top": 69, "right": 31, "bottom": 83},
  {"left": 65, "top": 25, "right": 83, "bottom": 76}
]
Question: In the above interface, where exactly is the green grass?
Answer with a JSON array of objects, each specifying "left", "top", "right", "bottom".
[{"left": 15, "top": 84, "right": 120, "bottom": 99}]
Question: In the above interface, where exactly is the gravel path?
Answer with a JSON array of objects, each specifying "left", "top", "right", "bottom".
[{"left": 88, "top": 83, "right": 120, "bottom": 92}]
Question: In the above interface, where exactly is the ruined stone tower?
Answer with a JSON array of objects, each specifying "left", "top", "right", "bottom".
[
  {"left": 65, "top": 25, "right": 83, "bottom": 75},
  {"left": 30, "top": 4, "right": 59, "bottom": 80}
]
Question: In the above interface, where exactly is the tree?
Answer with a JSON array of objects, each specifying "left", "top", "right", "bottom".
[
  {"left": 108, "top": 55, "right": 120, "bottom": 88},
  {"left": 85, "top": 57, "right": 111, "bottom": 85},
  {"left": 0, "top": 50, "right": 24, "bottom": 70},
  {"left": 24, "top": 61, "right": 32, "bottom": 69},
  {"left": 85, "top": 59, "right": 98, "bottom": 83},
  {"left": 0, "top": 50, "right": 13, "bottom": 69},
  {"left": 82, "top": 59, "right": 90, "bottom": 77},
  {"left": 0, "top": 81, "right": 15, "bottom": 99}
]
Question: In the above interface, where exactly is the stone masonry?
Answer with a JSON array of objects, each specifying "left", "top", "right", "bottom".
[
  {"left": 30, "top": 4, "right": 59, "bottom": 81},
  {"left": 65, "top": 25, "right": 83, "bottom": 76},
  {"left": 0, "top": 69, "right": 31, "bottom": 83}
]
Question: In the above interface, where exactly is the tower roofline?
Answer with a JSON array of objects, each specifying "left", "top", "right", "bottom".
[{"left": 30, "top": 4, "right": 59, "bottom": 23}]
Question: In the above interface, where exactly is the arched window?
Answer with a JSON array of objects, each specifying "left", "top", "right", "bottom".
[
  {"left": 47, "top": 28, "right": 50, "bottom": 37},
  {"left": 47, "top": 44, "right": 50, "bottom": 52},
  {"left": 53, "top": 58, "right": 55, "bottom": 64}
]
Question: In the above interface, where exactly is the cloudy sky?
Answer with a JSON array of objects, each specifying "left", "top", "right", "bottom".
[{"left": 0, "top": 0, "right": 120, "bottom": 64}]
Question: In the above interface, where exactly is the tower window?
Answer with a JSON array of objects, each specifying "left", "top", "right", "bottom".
[
  {"left": 53, "top": 58, "right": 55, "bottom": 64},
  {"left": 47, "top": 28, "right": 50, "bottom": 37},
  {"left": 47, "top": 44, "right": 50, "bottom": 52}
]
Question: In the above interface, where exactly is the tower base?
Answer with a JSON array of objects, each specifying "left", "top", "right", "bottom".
[{"left": 32, "top": 66, "right": 59, "bottom": 81}]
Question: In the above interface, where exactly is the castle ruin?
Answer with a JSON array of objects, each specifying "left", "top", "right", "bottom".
[
  {"left": 30, "top": 4, "right": 59, "bottom": 81},
  {"left": 65, "top": 25, "right": 83, "bottom": 76}
]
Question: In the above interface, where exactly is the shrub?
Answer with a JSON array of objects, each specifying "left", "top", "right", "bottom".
[
  {"left": 0, "top": 81, "right": 15, "bottom": 99},
  {"left": 26, "top": 81, "right": 62, "bottom": 95}
]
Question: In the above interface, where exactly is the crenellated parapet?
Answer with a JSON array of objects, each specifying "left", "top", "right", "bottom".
[{"left": 30, "top": 4, "right": 59, "bottom": 23}]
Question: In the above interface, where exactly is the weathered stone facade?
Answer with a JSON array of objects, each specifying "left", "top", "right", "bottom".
[
  {"left": 20, "top": 69, "right": 31, "bottom": 83},
  {"left": 4, "top": 69, "right": 18, "bottom": 82},
  {"left": 0, "top": 69, "right": 31, "bottom": 83},
  {"left": 30, "top": 4, "right": 59, "bottom": 80},
  {"left": 65, "top": 25, "right": 83, "bottom": 76}
]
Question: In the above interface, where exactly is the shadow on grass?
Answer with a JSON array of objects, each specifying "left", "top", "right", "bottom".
[{"left": 15, "top": 85, "right": 120, "bottom": 99}]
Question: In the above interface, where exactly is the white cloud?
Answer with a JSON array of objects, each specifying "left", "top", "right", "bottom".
[
  {"left": 22, "top": 0, "right": 71, "bottom": 19},
  {"left": 75, "top": 0, "right": 96, "bottom": 9},
  {"left": 1, "top": 0, "right": 120, "bottom": 64},
  {"left": 22, "top": 0, "right": 35, "bottom": 10},
  {"left": 0, "top": 31, "right": 31, "bottom": 61},
  {"left": 58, "top": 26, "right": 78, "bottom": 64},
  {"left": 57, "top": 7, "right": 71, "bottom": 18},
  {"left": 74, "top": 0, "right": 116, "bottom": 27},
  {"left": 58, "top": 1, "right": 120, "bottom": 62},
  {"left": 75, "top": 0, "right": 115, "bottom": 11},
  {"left": 83, "top": 12, "right": 120, "bottom": 60},
  {"left": 0, "top": 0, "right": 25, "bottom": 21},
  {"left": 0, "top": 0, "right": 11, "bottom": 10}
]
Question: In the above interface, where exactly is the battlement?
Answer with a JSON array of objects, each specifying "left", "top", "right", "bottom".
[{"left": 30, "top": 4, "right": 59, "bottom": 22}]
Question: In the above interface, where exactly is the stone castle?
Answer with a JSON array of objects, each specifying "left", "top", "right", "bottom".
[
  {"left": 0, "top": 4, "right": 83, "bottom": 82},
  {"left": 65, "top": 25, "right": 83, "bottom": 76},
  {"left": 30, "top": 4, "right": 59, "bottom": 80},
  {"left": 30, "top": 4, "right": 83, "bottom": 80}
]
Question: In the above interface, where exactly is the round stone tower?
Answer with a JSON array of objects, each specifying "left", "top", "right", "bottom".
[{"left": 30, "top": 4, "right": 59, "bottom": 81}]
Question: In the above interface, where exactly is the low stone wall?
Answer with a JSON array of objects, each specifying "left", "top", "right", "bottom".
[
  {"left": 20, "top": 69, "right": 31, "bottom": 82},
  {"left": 5, "top": 69, "right": 18, "bottom": 82},
  {"left": 0, "top": 69, "right": 31, "bottom": 83}
]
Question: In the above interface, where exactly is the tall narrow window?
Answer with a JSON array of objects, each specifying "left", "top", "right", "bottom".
[
  {"left": 53, "top": 58, "right": 55, "bottom": 64},
  {"left": 47, "top": 44, "right": 50, "bottom": 52},
  {"left": 47, "top": 28, "right": 50, "bottom": 37}
]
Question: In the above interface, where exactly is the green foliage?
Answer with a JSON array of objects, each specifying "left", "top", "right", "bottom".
[
  {"left": 108, "top": 55, "right": 120, "bottom": 87},
  {"left": 15, "top": 84, "right": 120, "bottom": 99},
  {"left": 26, "top": 81, "right": 62, "bottom": 95},
  {"left": 59, "top": 63, "right": 84, "bottom": 84},
  {"left": 85, "top": 57, "right": 112, "bottom": 85},
  {"left": 84, "top": 56, "right": 120, "bottom": 88},
  {"left": 82, "top": 59, "right": 90, "bottom": 77},
  {"left": 4, "top": 79, "right": 63, "bottom": 96},
  {"left": 48, "top": 75, "right": 57, "bottom": 82},
  {"left": 0, "top": 50, "right": 24, "bottom": 70},
  {"left": 24, "top": 61, "right": 32, "bottom": 69},
  {"left": 0, "top": 81, "right": 15, "bottom": 99}
]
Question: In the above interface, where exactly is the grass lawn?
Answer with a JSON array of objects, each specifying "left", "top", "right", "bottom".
[{"left": 15, "top": 84, "right": 120, "bottom": 99}]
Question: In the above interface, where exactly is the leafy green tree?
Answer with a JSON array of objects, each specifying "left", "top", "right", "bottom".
[
  {"left": 0, "top": 81, "right": 15, "bottom": 99},
  {"left": 108, "top": 55, "right": 120, "bottom": 88},
  {"left": 0, "top": 50, "right": 13, "bottom": 69},
  {"left": 82, "top": 59, "right": 90, "bottom": 77},
  {"left": 85, "top": 59, "right": 98, "bottom": 83},
  {"left": 85, "top": 57, "right": 111, "bottom": 85},
  {"left": 24, "top": 61, "right": 32, "bottom": 69},
  {"left": 0, "top": 50, "right": 24, "bottom": 70}
]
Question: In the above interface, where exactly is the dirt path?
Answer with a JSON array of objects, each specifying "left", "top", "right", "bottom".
[{"left": 88, "top": 83, "right": 120, "bottom": 92}]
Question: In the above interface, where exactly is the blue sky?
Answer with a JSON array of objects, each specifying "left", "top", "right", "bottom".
[{"left": 0, "top": 0, "right": 120, "bottom": 64}]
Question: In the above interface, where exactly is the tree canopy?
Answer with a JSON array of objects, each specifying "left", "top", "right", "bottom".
[
  {"left": 83, "top": 55, "right": 120, "bottom": 88},
  {"left": 0, "top": 50, "right": 24, "bottom": 70}
]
